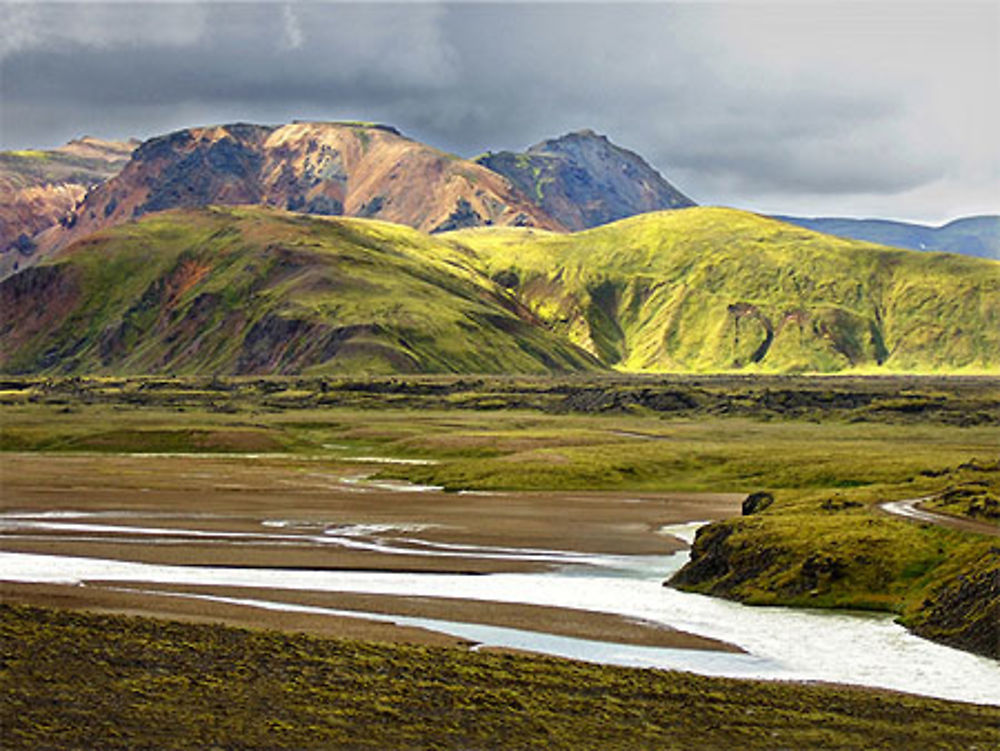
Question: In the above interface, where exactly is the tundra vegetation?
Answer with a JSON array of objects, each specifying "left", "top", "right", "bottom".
[
  {"left": 4, "top": 604, "right": 998, "bottom": 751},
  {"left": 2, "top": 207, "right": 998, "bottom": 375},
  {"left": 2, "top": 375, "right": 999, "bottom": 747}
]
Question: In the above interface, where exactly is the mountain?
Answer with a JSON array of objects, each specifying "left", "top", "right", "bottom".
[
  {"left": 3, "top": 206, "right": 997, "bottom": 376},
  {"left": 448, "top": 208, "right": 1000, "bottom": 373},
  {"left": 775, "top": 215, "right": 1000, "bottom": 260},
  {"left": 0, "top": 137, "right": 137, "bottom": 277},
  {"left": 0, "top": 207, "right": 597, "bottom": 376},
  {"left": 21, "top": 122, "right": 562, "bottom": 276},
  {"left": 476, "top": 130, "right": 695, "bottom": 231},
  {"left": 2, "top": 123, "right": 703, "bottom": 283}
]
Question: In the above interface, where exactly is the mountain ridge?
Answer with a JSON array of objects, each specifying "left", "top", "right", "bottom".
[
  {"left": 0, "top": 137, "right": 138, "bottom": 278},
  {"left": 33, "top": 121, "right": 561, "bottom": 259},
  {"left": 775, "top": 214, "right": 1000, "bottom": 260},
  {"left": 1, "top": 123, "right": 702, "bottom": 281},
  {"left": 447, "top": 207, "right": 1000, "bottom": 373},
  {"left": 3, "top": 121, "right": 995, "bottom": 286}
]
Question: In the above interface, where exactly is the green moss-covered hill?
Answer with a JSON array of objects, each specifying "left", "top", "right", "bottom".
[
  {"left": 0, "top": 207, "right": 598, "bottom": 375},
  {"left": 2, "top": 205, "right": 998, "bottom": 375},
  {"left": 450, "top": 207, "right": 1000, "bottom": 373}
]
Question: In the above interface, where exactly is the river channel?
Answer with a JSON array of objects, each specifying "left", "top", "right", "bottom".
[{"left": 3, "top": 508, "right": 998, "bottom": 707}]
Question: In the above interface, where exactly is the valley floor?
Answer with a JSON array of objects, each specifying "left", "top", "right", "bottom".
[{"left": 1, "top": 375, "right": 999, "bottom": 747}]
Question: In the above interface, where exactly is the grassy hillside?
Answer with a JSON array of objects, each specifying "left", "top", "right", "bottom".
[
  {"left": 2, "top": 205, "right": 997, "bottom": 375},
  {"left": 449, "top": 207, "right": 1000, "bottom": 373},
  {"left": 0, "top": 207, "right": 598, "bottom": 375}
]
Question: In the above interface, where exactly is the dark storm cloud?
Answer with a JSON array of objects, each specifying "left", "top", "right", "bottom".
[{"left": 1, "top": 1, "right": 997, "bottom": 221}]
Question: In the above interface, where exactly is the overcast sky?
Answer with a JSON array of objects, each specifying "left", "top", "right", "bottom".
[{"left": 1, "top": 1, "right": 997, "bottom": 223}]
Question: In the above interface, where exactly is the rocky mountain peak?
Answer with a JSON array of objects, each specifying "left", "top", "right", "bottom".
[{"left": 476, "top": 130, "right": 695, "bottom": 231}]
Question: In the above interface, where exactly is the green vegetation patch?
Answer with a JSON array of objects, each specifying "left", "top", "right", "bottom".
[
  {"left": 448, "top": 207, "right": 1000, "bottom": 374},
  {"left": 3, "top": 604, "right": 998, "bottom": 751},
  {"left": 669, "top": 467, "right": 1000, "bottom": 658},
  {"left": 0, "top": 207, "right": 601, "bottom": 376},
  {"left": 924, "top": 461, "right": 1000, "bottom": 525}
]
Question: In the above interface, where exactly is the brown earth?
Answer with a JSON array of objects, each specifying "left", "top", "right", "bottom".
[{"left": 0, "top": 581, "right": 739, "bottom": 653}]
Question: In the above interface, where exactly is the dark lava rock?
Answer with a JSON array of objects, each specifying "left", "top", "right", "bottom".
[
  {"left": 669, "top": 524, "right": 736, "bottom": 585},
  {"left": 796, "top": 553, "right": 848, "bottom": 593},
  {"left": 431, "top": 198, "right": 482, "bottom": 233},
  {"left": 742, "top": 491, "right": 774, "bottom": 516},
  {"left": 667, "top": 521, "right": 780, "bottom": 596},
  {"left": 820, "top": 497, "right": 864, "bottom": 512}
]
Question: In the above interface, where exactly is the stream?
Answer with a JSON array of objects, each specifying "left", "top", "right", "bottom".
[{"left": 2, "top": 512, "right": 999, "bottom": 706}]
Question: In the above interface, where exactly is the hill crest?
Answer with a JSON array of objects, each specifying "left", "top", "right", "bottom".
[{"left": 3, "top": 205, "right": 996, "bottom": 376}]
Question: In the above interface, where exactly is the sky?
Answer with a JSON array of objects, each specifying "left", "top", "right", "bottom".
[{"left": 1, "top": 0, "right": 997, "bottom": 224}]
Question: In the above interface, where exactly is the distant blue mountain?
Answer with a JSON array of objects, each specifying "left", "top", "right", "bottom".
[{"left": 774, "top": 215, "right": 999, "bottom": 260}]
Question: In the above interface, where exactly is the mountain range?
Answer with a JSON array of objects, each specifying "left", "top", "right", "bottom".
[
  {"left": 775, "top": 215, "right": 1000, "bottom": 260},
  {"left": 1, "top": 121, "right": 997, "bottom": 375}
]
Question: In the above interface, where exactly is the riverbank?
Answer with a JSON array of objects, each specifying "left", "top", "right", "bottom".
[
  {"left": 3, "top": 603, "right": 998, "bottom": 751},
  {"left": 0, "top": 452, "right": 744, "bottom": 655},
  {"left": 669, "top": 462, "right": 1000, "bottom": 659}
]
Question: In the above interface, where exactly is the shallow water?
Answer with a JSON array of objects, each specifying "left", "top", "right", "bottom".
[{"left": 2, "top": 512, "right": 999, "bottom": 706}]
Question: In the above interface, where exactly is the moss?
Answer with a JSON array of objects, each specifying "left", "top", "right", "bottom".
[
  {"left": 448, "top": 207, "right": 1000, "bottom": 374},
  {"left": 2, "top": 604, "right": 998, "bottom": 750},
  {"left": 1, "top": 207, "right": 600, "bottom": 376},
  {"left": 669, "top": 469, "right": 1000, "bottom": 657}
]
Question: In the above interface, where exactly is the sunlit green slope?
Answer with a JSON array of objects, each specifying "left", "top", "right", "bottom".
[
  {"left": 0, "top": 207, "right": 599, "bottom": 375},
  {"left": 3, "top": 205, "right": 997, "bottom": 375},
  {"left": 448, "top": 207, "right": 1000, "bottom": 373}
]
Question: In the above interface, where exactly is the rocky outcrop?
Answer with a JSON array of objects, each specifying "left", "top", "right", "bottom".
[
  {"left": 0, "top": 137, "right": 136, "bottom": 278},
  {"left": 667, "top": 522, "right": 780, "bottom": 595},
  {"left": 742, "top": 492, "right": 774, "bottom": 516},
  {"left": 476, "top": 129, "right": 694, "bottom": 231},
  {"left": 670, "top": 512, "right": 1000, "bottom": 660},
  {"left": 909, "top": 548, "right": 1000, "bottom": 659}
]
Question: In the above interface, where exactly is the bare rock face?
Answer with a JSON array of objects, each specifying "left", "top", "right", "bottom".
[
  {"left": 23, "top": 121, "right": 562, "bottom": 274},
  {"left": 2, "top": 124, "right": 699, "bottom": 280},
  {"left": 476, "top": 129, "right": 695, "bottom": 231},
  {"left": 0, "top": 137, "right": 137, "bottom": 277}
]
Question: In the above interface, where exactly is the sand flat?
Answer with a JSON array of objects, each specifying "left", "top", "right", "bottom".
[{"left": 1, "top": 452, "right": 744, "bottom": 655}]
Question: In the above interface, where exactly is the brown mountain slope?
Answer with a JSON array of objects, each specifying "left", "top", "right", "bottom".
[
  {"left": 0, "top": 137, "right": 137, "bottom": 276},
  {"left": 32, "top": 122, "right": 561, "bottom": 266}
]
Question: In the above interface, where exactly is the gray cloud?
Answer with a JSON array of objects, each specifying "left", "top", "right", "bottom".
[{"left": 1, "top": 1, "right": 996, "bottom": 222}]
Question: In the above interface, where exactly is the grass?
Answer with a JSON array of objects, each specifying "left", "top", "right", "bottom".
[
  {"left": 1, "top": 207, "right": 598, "bottom": 376},
  {"left": 447, "top": 207, "right": 1000, "bottom": 373},
  {"left": 3, "top": 604, "right": 998, "bottom": 751},
  {"left": 924, "top": 472, "right": 1000, "bottom": 526},
  {"left": 4, "top": 206, "right": 998, "bottom": 376}
]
